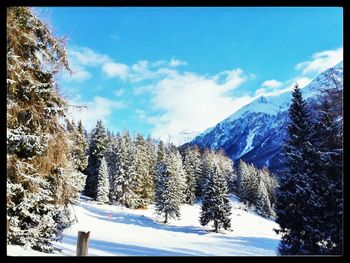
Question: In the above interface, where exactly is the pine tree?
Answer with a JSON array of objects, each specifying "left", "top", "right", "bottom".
[
  {"left": 308, "top": 99, "right": 343, "bottom": 254},
  {"left": 237, "top": 160, "right": 259, "bottom": 207},
  {"left": 169, "top": 144, "right": 187, "bottom": 203},
  {"left": 134, "top": 134, "right": 153, "bottom": 208},
  {"left": 66, "top": 119, "right": 76, "bottom": 133},
  {"left": 145, "top": 136, "right": 157, "bottom": 203},
  {"left": 235, "top": 160, "right": 276, "bottom": 217},
  {"left": 155, "top": 142, "right": 183, "bottom": 223},
  {"left": 96, "top": 157, "right": 109, "bottom": 203},
  {"left": 259, "top": 169, "right": 278, "bottom": 209},
  {"left": 105, "top": 131, "right": 119, "bottom": 203},
  {"left": 217, "top": 151, "right": 236, "bottom": 194},
  {"left": 123, "top": 131, "right": 139, "bottom": 208},
  {"left": 191, "top": 146, "right": 203, "bottom": 198},
  {"left": 75, "top": 120, "right": 88, "bottom": 172},
  {"left": 183, "top": 148, "right": 197, "bottom": 204},
  {"left": 84, "top": 120, "right": 108, "bottom": 199},
  {"left": 66, "top": 119, "right": 88, "bottom": 173},
  {"left": 237, "top": 160, "right": 248, "bottom": 204},
  {"left": 200, "top": 156, "right": 232, "bottom": 233},
  {"left": 199, "top": 149, "right": 212, "bottom": 199},
  {"left": 255, "top": 178, "right": 273, "bottom": 217},
  {"left": 112, "top": 130, "right": 138, "bottom": 208},
  {"left": 110, "top": 134, "right": 125, "bottom": 204},
  {"left": 7, "top": 7, "right": 83, "bottom": 252},
  {"left": 315, "top": 74, "right": 343, "bottom": 254},
  {"left": 275, "top": 85, "right": 320, "bottom": 255},
  {"left": 155, "top": 141, "right": 168, "bottom": 222},
  {"left": 182, "top": 146, "right": 203, "bottom": 204}
]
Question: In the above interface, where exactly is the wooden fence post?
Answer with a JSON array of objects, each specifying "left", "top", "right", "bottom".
[
  {"left": 76, "top": 231, "right": 90, "bottom": 256},
  {"left": 7, "top": 217, "right": 9, "bottom": 237}
]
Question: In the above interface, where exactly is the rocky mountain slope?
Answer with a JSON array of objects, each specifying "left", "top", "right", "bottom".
[{"left": 186, "top": 62, "right": 343, "bottom": 174}]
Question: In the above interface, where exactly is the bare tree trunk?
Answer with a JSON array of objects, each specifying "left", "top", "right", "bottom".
[
  {"left": 76, "top": 231, "right": 90, "bottom": 256},
  {"left": 7, "top": 218, "right": 10, "bottom": 238},
  {"left": 164, "top": 212, "right": 168, "bottom": 224}
]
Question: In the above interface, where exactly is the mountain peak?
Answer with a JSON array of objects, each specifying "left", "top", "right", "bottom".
[
  {"left": 258, "top": 96, "right": 268, "bottom": 103},
  {"left": 188, "top": 63, "right": 343, "bottom": 173}
]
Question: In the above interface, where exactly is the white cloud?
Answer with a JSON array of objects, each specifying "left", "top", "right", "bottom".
[
  {"left": 127, "top": 60, "right": 155, "bottom": 81},
  {"left": 142, "top": 69, "right": 252, "bottom": 143},
  {"left": 133, "top": 85, "right": 154, "bottom": 95},
  {"left": 67, "top": 96, "right": 126, "bottom": 131},
  {"left": 63, "top": 65, "right": 91, "bottom": 82},
  {"left": 102, "top": 58, "right": 186, "bottom": 82},
  {"left": 62, "top": 47, "right": 110, "bottom": 82},
  {"left": 284, "top": 77, "right": 312, "bottom": 92},
  {"left": 102, "top": 60, "right": 158, "bottom": 82},
  {"left": 151, "top": 60, "right": 167, "bottom": 67},
  {"left": 256, "top": 76, "right": 312, "bottom": 97},
  {"left": 255, "top": 48, "right": 342, "bottom": 97},
  {"left": 169, "top": 58, "right": 188, "bottom": 67},
  {"left": 255, "top": 47, "right": 342, "bottom": 98},
  {"left": 132, "top": 60, "right": 149, "bottom": 72},
  {"left": 249, "top": 73, "right": 257, "bottom": 80},
  {"left": 102, "top": 62, "right": 129, "bottom": 79},
  {"left": 113, "top": 88, "right": 125, "bottom": 97},
  {"left": 214, "top": 69, "right": 247, "bottom": 92},
  {"left": 255, "top": 79, "right": 283, "bottom": 96},
  {"left": 64, "top": 48, "right": 189, "bottom": 83},
  {"left": 154, "top": 67, "right": 178, "bottom": 78},
  {"left": 135, "top": 109, "right": 148, "bottom": 121},
  {"left": 255, "top": 87, "right": 268, "bottom": 96},
  {"left": 69, "top": 47, "right": 110, "bottom": 66},
  {"left": 262, "top": 79, "right": 282, "bottom": 89},
  {"left": 295, "top": 47, "right": 343, "bottom": 75}
]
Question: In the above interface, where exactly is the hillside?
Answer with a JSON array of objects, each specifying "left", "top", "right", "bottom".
[{"left": 7, "top": 195, "right": 280, "bottom": 256}]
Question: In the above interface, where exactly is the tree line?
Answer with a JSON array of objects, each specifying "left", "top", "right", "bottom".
[{"left": 81, "top": 120, "right": 278, "bottom": 229}]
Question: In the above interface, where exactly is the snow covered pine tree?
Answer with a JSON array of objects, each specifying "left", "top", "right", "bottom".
[
  {"left": 155, "top": 142, "right": 185, "bottom": 223},
  {"left": 200, "top": 152, "right": 232, "bottom": 233},
  {"left": 255, "top": 179, "right": 273, "bottom": 217},
  {"left": 134, "top": 134, "right": 154, "bottom": 208},
  {"left": 84, "top": 120, "right": 108, "bottom": 199},
  {"left": 275, "top": 85, "right": 320, "bottom": 255},
  {"left": 216, "top": 151, "right": 236, "bottom": 195},
  {"left": 237, "top": 160, "right": 259, "bottom": 207},
  {"left": 96, "top": 157, "right": 110, "bottom": 203},
  {"left": 7, "top": 7, "right": 85, "bottom": 252},
  {"left": 145, "top": 136, "right": 158, "bottom": 202},
  {"left": 66, "top": 119, "right": 88, "bottom": 173},
  {"left": 75, "top": 120, "right": 89, "bottom": 173},
  {"left": 308, "top": 92, "right": 343, "bottom": 254},
  {"left": 105, "top": 131, "right": 119, "bottom": 203},
  {"left": 182, "top": 147, "right": 200, "bottom": 205}
]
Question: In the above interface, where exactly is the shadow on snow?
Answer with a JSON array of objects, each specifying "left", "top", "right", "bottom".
[
  {"left": 215, "top": 235, "right": 279, "bottom": 254},
  {"left": 63, "top": 202, "right": 279, "bottom": 256},
  {"left": 79, "top": 202, "right": 207, "bottom": 236},
  {"left": 61, "top": 235, "right": 210, "bottom": 256}
]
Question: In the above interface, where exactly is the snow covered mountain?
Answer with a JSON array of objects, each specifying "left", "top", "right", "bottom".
[
  {"left": 168, "top": 129, "right": 200, "bottom": 146},
  {"left": 187, "top": 62, "right": 343, "bottom": 174}
]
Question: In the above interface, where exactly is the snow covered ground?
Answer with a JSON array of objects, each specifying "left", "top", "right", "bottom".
[{"left": 7, "top": 195, "right": 280, "bottom": 256}]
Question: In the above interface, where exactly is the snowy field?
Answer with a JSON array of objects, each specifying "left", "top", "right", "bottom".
[{"left": 8, "top": 195, "right": 280, "bottom": 256}]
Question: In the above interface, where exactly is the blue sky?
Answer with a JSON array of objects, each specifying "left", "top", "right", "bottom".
[{"left": 35, "top": 7, "right": 343, "bottom": 144}]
